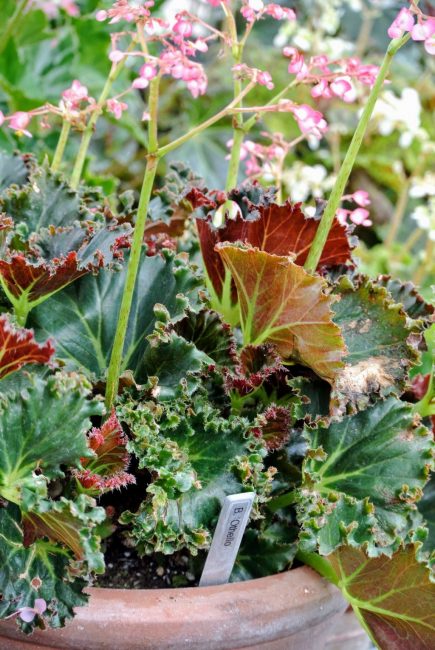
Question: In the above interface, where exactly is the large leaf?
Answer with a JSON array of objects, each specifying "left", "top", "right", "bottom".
[
  {"left": 0, "top": 503, "right": 92, "bottom": 633},
  {"left": 191, "top": 193, "right": 353, "bottom": 299},
  {"left": 418, "top": 472, "right": 435, "bottom": 552},
  {"left": 298, "top": 397, "right": 434, "bottom": 556},
  {"left": 332, "top": 277, "right": 421, "bottom": 414},
  {"left": 0, "top": 151, "right": 29, "bottom": 193},
  {"left": 327, "top": 545, "right": 435, "bottom": 650},
  {"left": 0, "top": 314, "right": 54, "bottom": 380},
  {"left": 217, "top": 244, "right": 345, "bottom": 382},
  {"left": 0, "top": 164, "right": 82, "bottom": 239},
  {"left": 0, "top": 373, "right": 102, "bottom": 508},
  {"left": 29, "top": 248, "right": 203, "bottom": 379},
  {"left": 119, "top": 389, "right": 274, "bottom": 555},
  {"left": 0, "top": 223, "right": 131, "bottom": 317}
]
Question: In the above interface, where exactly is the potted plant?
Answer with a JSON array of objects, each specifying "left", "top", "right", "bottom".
[{"left": 0, "top": 1, "right": 434, "bottom": 648}]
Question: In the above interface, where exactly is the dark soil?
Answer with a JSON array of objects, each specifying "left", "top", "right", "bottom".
[{"left": 94, "top": 534, "right": 203, "bottom": 589}]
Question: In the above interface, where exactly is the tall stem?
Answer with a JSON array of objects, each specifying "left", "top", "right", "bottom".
[
  {"left": 223, "top": 5, "right": 245, "bottom": 191},
  {"left": 0, "top": 0, "right": 30, "bottom": 56},
  {"left": 105, "top": 76, "right": 160, "bottom": 409},
  {"left": 51, "top": 120, "right": 71, "bottom": 173},
  {"left": 304, "top": 34, "right": 410, "bottom": 273},
  {"left": 70, "top": 59, "right": 126, "bottom": 190}
]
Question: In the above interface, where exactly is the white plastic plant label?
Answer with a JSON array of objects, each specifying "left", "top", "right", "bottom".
[{"left": 199, "top": 492, "right": 255, "bottom": 587}]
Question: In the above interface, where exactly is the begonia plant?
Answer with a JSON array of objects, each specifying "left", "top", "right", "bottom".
[{"left": 0, "top": 1, "right": 434, "bottom": 648}]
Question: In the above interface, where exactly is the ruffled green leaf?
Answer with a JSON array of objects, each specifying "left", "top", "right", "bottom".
[
  {"left": 332, "top": 276, "right": 421, "bottom": 415},
  {"left": 0, "top": 373, "right": 103, "bottom": 508},
  {"left": 118, "top": 390, "right": 274, "bottom": 555},
  {"left": 298, "top": 397, "right": 434, "bottom": 555}
]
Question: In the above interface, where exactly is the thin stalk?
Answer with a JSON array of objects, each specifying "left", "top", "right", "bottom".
[
  {"left": 0, "top": 0, "right": 30, "bottom": 56},
  {"left": 412, "top": 237, "right": 433, "bottom": 287},
  {"left": 51, "top": 120, "right": 71, "bottom": 173},
  {"left": 157, "top": 81, "right": 255, "bottom": 157},
  {"left": 304, "top": 33, "right": 411, "bottom": 272},
  {"left": 70, "top": 58, "right": 128, "bottom": 189},
  {"left": 402, "top": 227, "right": 423, "bottom": 253},
  {"left": 385, "top": 179, "right": 410, "bottom": 247},
  {"left": 105, "top": 76, "right": 161, "bottom": 409},
  {"left": 243, "top": 79, "right": 298, "bottom": 134},
  {"left": 222, "top": 4, "right": 245, "bottom": 190}
]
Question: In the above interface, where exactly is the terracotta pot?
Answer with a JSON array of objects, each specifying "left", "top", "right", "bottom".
[{"left": 0, "top": 567, "right": 349, "bottom": 650}]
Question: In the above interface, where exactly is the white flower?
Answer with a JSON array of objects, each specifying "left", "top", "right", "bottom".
[
  {"left": 283, "top": 162, "right": 335, "bottom": 202},
  {"left": 410, "top": 172, "right": 435, "bottom": 199},
  {"left": 371, "top": 88, "right": 428, "bottom": 147},
  {"left": 411, "top": 197, "right": 435, "bottom": 241}
]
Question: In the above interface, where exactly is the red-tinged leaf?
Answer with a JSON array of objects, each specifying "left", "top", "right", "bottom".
[
  {"left": 0, "top": 314, "right": 54, "bottom": 380},
  {"left": 327, "top": 545, "right": 435, "bottom": 650},
  {"left": 225, "top": 344, "right": 287, "bottom": 396},
  {"left": 191, "top": 192, "right": 353, "bottom": 299},
  {"left": 0, "top": 252, "right": 86, "bottom": 305},
  {"left": 74, "top": 411, "right": 135, "bottom": 494},
  {"left": 253, "top": 405, "right": 292, "bottom": 451},
  {"left": 217, "top": 245, "right": 346, "bottom": 382}
]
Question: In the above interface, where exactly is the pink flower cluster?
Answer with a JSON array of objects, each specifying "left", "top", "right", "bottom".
[
  {"left": 30, "top": 0, "right": 79, "bottom": 18},
  {"left": 239, "top": 1, "right": 296, "bottom": 23},
  {"left": 290, "top": 104, "right": 328, "bottom": 139},
  {"left": 337, "top": 191, "right": 372, "bottom": 227},
  {"left": 0, "top": 111, "right": 33, "bottom": 138},
  {"left": 237, "top": 135, "right": 289, "bottom": 177},
  {"left": 96, "top": 0, "right": 154, "bottom": 24},
  {"left": 388, "top": 5, "right": 435, "bottom": 55},
  {"left": 61, "top": 80, "right": 93, "bottom": 111},
  {"left": 284, "top": 49, "right": 380, "bottom": 103}
]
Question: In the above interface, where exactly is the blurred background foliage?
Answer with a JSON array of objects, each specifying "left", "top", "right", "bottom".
[{"left": 0, "top": 0, "right": 434, "bottom": 296}]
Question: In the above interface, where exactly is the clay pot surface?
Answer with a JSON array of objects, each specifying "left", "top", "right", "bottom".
[{"left": 0, "top": 567, "right": 348, "bottom": 650}]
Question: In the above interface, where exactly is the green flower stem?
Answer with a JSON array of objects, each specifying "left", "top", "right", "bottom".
[
  {"left": 242, "top": 79, "right": 299, "bottom": 134},
  {"left": 70, "top": 58, "right": 127, "bottom": 190},
  {"left": 0, "top": 0, "right": 30, "bottom": 56},
  {"left": 304, "top": 34, "right": 410, "bottom": 272},
  {"left": 223, "top": 4, "right": 245, "bottom": 191},
  {"left": 105, "top": 76, "right": 160, "bottom": 409},
  {"left": 51, "top": 120, "right": 71, "bottom": 173}
]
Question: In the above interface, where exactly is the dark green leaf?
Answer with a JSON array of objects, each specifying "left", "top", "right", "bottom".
[
  {"left": 0, "top": 373, "right": 103, "bottom": 508},
  {"left": 30, "top": 249, "right": 203, "bottom": 379},
  {"left": 298, "top": 397, "right": 434, "bottom": 555}
]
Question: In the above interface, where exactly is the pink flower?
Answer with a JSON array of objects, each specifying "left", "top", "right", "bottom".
[
  {"left": 425, "top": 33, "right": 435, "bottom": 55},
  {"left": 139, "top": 63, "right": 158, "bottom": 80},
  {"left": 18, "top": 599, "right": 47, "bottom": 624},
  {"left": 291, "top": 104, "right": 327, "bottom": 139},
  {"left": 8, "top": 112, "right": 32, "bottom": 138},
  {"left": 109, "top": 50, "right": 125, "bottom": 63},
  {"left": 411, "top": 19, "right": 435, "bottom": 41},
  {"left": 264, "top": 4, "right": 296, "bottom": 21},
  {"left": 352, "top": 190, "right": 371, "bottom": 207},
  {"left": 107, "top": 98, "right": 128, "bottom": 119},
  {"left": 96, "top": 10, "right": 107, "bottom": 22},
  {"left": 257, "top": 71, "right": 274, "bottom": 90},
  {"left": 95, "top": 0, "right": 154, "bottom": 25},
  {"left": 173, "top": 18, "right": 193, "bottom": 39},
  {"left": 0, "top": 111, "right": 4, "bottom": 127},
  {"left": 330, "top": 76, "right": 356, "bottom": 103},
  {"left": 349, "top": 208, "right": 372, "bottom": 226},
  {"left": 311, "top": 79, "right": 332, "bottom": 99},
  {"left": 388, "top": 7, "right": 414, "bottom": 39},
  {"left": 62, "top": 80, "right": 90, "bottom": 109},
  {"left": 194, "top": 39, "right": 208, "bottom": 53}
]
